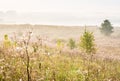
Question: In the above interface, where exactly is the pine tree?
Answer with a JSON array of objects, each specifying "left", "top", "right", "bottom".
[
  {"left": 80, "top": 29, "right": 96, "bottom": 54},
  {"left": 68, "top": 38, "right": 76, "bottom": 50},
  {"left": 100, "top": 19, "right": 114, "bottom": 36}
]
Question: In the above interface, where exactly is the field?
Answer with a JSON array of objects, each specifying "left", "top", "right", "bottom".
[{"left": 0, "top": 24, "right": 120, "bottom": 81}]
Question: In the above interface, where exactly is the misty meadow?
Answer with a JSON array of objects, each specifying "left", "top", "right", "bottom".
[{"left": 0, "top": 0, "right": 120, "bottom": 81}]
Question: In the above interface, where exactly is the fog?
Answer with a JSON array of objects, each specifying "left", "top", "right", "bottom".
[
  {"left": 0, "top": 0, "right": 120, "bottom": 26},
  {"left": 0, "top": 11, "right": 120, "bottom": 26}
]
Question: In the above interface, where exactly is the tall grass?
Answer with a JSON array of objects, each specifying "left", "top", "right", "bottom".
[{"left": 0, "top": 32, "right": 120, "bottom": 81}]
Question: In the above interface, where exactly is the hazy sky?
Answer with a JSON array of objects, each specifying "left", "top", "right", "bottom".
[
  {"left": 0, "top": 0, "right": 120, "bottom": 25},
  {"left": 0, "top": 0, "right": 120, "bottom": 13}
]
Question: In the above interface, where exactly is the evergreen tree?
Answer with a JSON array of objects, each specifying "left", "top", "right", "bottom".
[
  {"left": 68, "top": 38, "right": 76, "bottom": 49},
  {"left": 100, "top": 19, "right": 113, "bottom": 36},
  {"left": 80, "top": 29, "right": 96, "bottom": 54}
]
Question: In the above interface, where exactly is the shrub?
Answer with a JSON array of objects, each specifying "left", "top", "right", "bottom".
[
  {"left": 68, "top": 38, "right": 76, "bottom": 50},
  {"left": 56, "top": 39, "right": 64, "bottom": 53},
  {"left": 3, "top": 34, "right": 11, "bottom": 48},
  {"left": 56, "top": 39, "right": 64, "bottom": 49}
]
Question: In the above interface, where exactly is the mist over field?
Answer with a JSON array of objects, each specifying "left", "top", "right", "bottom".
[
  {"left": 0, "top": 0, "right": 120, "bottom": 26},
  {"left": 0, "top": 0, "right": 120, "bottom": 81},
  {"left": 0, "top": 11, "right": 120, "bottom": 26}
]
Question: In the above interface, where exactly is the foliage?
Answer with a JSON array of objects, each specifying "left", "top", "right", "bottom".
[
  {"left": 3, "top": 34, "right": 11, "bottom": 48},
  {"left": 0, "top": 45, "right": 120, "bottom": 81},
  {"left": 68, "top": 38, "right": 76, "bottom": 49},
  {"left": 100, "top": 19, "right": 114, "bottom": 36},
  {"left": 80, "top": 29, "right": 96, "bottom": 54},
  {"left": 0, "top": 32, "right": 120, "bottom": 81},
  {"left": 56, "top": 39, "right": 64, "bottom": 50}
]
